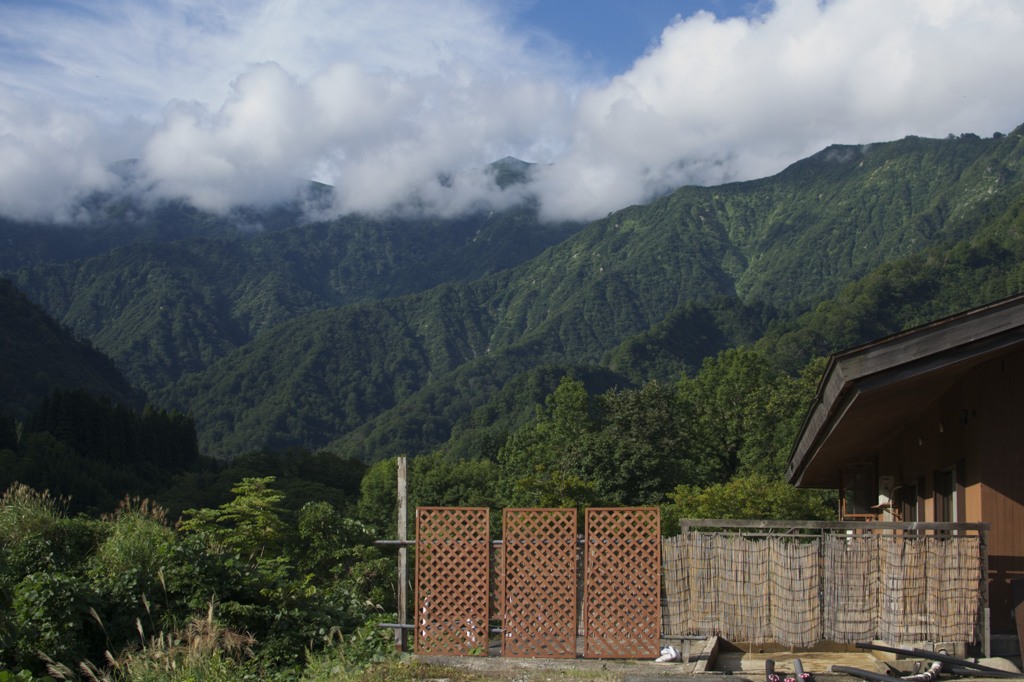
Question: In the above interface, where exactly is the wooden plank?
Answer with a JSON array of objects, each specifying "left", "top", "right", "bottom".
[
  {"left": 500, "top": 509, "right": 578, "bottom": 658},
  {"left": 678, "top": 519, "right": 988, "bottom": 532},
  {"left": 414, "top": 507, "right": 490, "bottom": 656},
  {"left": 584, "top": 508, "right": 661, "bottom": 659}
]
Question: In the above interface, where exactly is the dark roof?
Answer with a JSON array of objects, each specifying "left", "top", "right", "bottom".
[{"left": 787, "top": 293, "right": 1024, "bottom": 488}]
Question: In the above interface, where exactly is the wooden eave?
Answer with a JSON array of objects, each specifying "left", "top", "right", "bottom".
[{"left": 787, "top": 293, "right": 1024, "bottom": 489}]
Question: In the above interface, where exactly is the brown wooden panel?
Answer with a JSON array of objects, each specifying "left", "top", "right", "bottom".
[
  {"left": 501, "top": 508, "right": 578, "bottom": 658},
  {"left": 414, "top": 507, "right": 490, "bottom": 655},
  {"left": 583, "top": 507, "right": 661, "bottom": 659}
]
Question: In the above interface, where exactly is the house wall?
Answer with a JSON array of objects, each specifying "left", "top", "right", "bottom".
[
  {"left": 873, "top": 349, "right": 1024, "bottom": 633},
  {"left": 969, "top": 351, "right": 1024, "bottom": 633}
]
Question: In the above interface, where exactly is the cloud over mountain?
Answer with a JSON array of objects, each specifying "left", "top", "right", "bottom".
[{"left": 1, "top": 0, "right": 1023, "bottom": 223}]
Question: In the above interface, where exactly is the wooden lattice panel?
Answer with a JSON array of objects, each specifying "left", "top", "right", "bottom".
[
  {"left": 583, "top": 508, "right": 661, "bottom": 659},
  {"left": 501, "top": 508, "right": 578, "bottom": 658},
  {"left": 414, "top": 507, "right": 490, "bottom": 655}
]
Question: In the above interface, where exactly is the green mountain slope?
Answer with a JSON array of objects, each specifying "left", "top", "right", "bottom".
[
  {"left": 6, "top": 129, "right": 1024, "bottom": 459},
  {"left": 10, "top": 205, "right": 581, "bottom": 399},
  {"left": 0, "top": 194, "right": 297, "bottom": 271},
  {"left": 0, "top": 279, "right": 138, "bottom": 420},
  {"left": 756, "top": 193, "right": 1024, "bottom": 372},
  {"left": 636, "top": 131, "right": 1016, "bottom": 312},
  {"left": 167, "top": 197, "right": 748, "bottom": 457},
  {"left": 331, "top": 128, "right": 1024, "bottom": 460}
]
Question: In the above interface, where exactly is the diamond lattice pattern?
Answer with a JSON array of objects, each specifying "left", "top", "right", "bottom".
[
  {"left": 414, "top": 507, "right": 490, "bottom": 655},
  {"left": 583, "top": 507, "right": 661, "bottom": 659},
  {"left": 501, "top": 508, "right": 578, "bottom": 658}
]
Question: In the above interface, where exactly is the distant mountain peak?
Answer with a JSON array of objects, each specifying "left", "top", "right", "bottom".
[
  {"left": 487, "top": 156, "right": 535, "bottom": 188},
  {"left": 491, "top": 156, "right": 531, "bottom": 168},
  {"left": 107, "top": 158, "right": 141, "bottom": 182}
]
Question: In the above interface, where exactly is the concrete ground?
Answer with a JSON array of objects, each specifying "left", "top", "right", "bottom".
[{"left": 409, "top": 638, "right": 1022, "bottom": 682}]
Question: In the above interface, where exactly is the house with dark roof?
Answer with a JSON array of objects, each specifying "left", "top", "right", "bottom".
[{"left": 787, "top": 293, "right": 1024, "bottom": 633}]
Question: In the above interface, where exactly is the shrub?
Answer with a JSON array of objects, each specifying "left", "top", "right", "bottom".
[
  {"left": 87, "top": 498, "right": 180, "bottom": 657},
  {"left": 11, "top": 571, "right": 101, "bottom": 673},
  {"left": 1, "top": 484, "right": 104, "bottom": 673}
]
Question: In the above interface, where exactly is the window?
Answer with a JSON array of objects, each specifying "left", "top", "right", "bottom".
[
  {"left": 841, "top": 462, "right": 876, "bottom": 519},
  {"left": 934, "top": 468, "right": 955, "bottom": 523},
  {"left": 898, "top": 482, "right": 918, "bottom": 522}
]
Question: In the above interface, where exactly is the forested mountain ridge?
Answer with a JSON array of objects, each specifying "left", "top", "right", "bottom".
[
  {"left": 164, "top": 127, "right": 1024, "bottom": 458},
  {"left": 0, "top": 278, "right": 138, "bottom": 420},
  {"left": 10, "top": 204, "right": 582, "bottom": 397},
  {"left": 0, "top": 189, "right": 315, "bottom": 271},
  {"left": 5, "top": 126, "right": 1024, "bottom": 460},
  {"left": 642, "top": 131, "right": 1017, "bottom": 310}
]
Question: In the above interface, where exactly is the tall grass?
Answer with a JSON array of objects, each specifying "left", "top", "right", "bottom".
[
  {"left": 40, "top": 602, "right": 406, "bottom": 682},
  {"left": 0, "top": 483, "right": 67, "bottom": 545},
  {"left": 44, "top": 602, "right": 254, "bottom": 682}
]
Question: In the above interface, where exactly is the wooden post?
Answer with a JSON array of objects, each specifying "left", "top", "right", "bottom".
[
  {"left": 981, "top": 524, "right": 990, "bottom": 658},
  {"left": 396, "top": 456, "right": 408, "bottom": 652}
]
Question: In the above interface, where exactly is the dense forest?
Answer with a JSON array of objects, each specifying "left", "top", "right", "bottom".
[
  {"left": 0, "top": 351, "right": 831, "bottom": 680},
  {"left": 3, "top": 126, "right": 1024, "bottom": 679}
]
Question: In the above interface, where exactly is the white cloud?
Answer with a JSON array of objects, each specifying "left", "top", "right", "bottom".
[
  {"left": 534, "top": 0, "right": 1024, "bottom": 220},
  {"left": 0, "top": 86, "right": 119, "bottom": 222},
  {"left": 136, "top": 57, "right": 569, "bottom": 215},
  {"left": 0, "top": 0, "right": 578, "bottom": 221},
  {"left": 1, "top": 0, "right": 1023, "bottom": 223}
]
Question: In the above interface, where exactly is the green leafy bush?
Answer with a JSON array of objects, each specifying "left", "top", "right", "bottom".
[
  {"left": 11, "top": 571, "right": 101, "bottom": 672},
  {"left": 0, "top": 485, "right": 105, "bottom": 673}
]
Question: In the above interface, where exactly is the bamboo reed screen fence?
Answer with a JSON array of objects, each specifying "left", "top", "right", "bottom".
[
  {"left": 662, "top": 520, "right": 988, "bottom": 648},
  {"left": 388, "top": 516, "right": 988, "bottom": 656}
]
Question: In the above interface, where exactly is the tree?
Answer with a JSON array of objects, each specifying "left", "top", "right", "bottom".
[
  {"left": 0, "top": 414, "right": 17, "bottom": 452},
  {"left": 664, "top": 472, "right": 836, "bottom": 529},
  {"left": 582, "top": 381, "right": 689, "bottom": 505},
  {"left": 0, "top": 484, "right": 106, "bottom": 673},
  {"left": 178, "top": 476, "right": 287, "bottom": 562},
  {"left": 676, "top": 349, "right": 825, "bottom": 480},
  {"left": 356, "top": 457, "right": 398, "bottom": 535},
  {"left": 296, "top": 501, "right": 394, "bottom": 618},
  {"left": 176, "top": 476, "right": 387, "bottom": 668},
  {"left": 676, "top": 348, "right": 776, "bottom": 480},
  {"left": 86, "top": 497, "right": 180, "bottom": 656},
  {"left": 409, "top": 451, "right": 499, "bottom": 510},
  {"left": 496, "top": 377, "right": 600, "bottom": 508}
]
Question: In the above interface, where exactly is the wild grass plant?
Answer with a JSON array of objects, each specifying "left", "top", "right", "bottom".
[
  {"left": 38, "top": 605, "right": 397, "bottom": 682},
  {"left": 41, "top": 602, "right": 254, "bottom": 682},
  {"left": 0, "top": 483, "right": 64, "bottom": 537}
]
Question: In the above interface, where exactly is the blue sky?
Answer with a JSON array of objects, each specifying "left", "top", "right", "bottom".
[
  {"left": 1, "top": 0, "right": 1023, "bottom": 223},
  {"left": 514, "top": 0, "right": 755, "bottom": 77}
]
